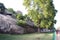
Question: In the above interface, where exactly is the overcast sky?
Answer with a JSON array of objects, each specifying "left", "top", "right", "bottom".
[{"left": 0, "top": 0, "right": 60, "bottom": 29}]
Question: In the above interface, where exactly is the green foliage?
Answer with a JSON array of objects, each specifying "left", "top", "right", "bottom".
[
  {"left": 16, "top": 13, "right": 23, "bottom": 20},
  {"left": 7, "top": 8, "right": 17, "bottom": 18},
  {"left": 17, "top": 20, "right": 26, "bottom": 26},
  {"left": 0, "top": 3, "right": 5, "bottom": 13},
  {"left": 7, "top": 8, "right": 16, "bottom": 13},
  {"left": 16, "top": 13, "right": 27, "bottom": 26},
  {"left": 16, "top": 13, "right": 27, "bottom": 20},
  {"left": 23, "top": 0, "right": 57, "bottom": 29},
  {"left": 23, "top": 0, "right": 31, "bottom": 9}
]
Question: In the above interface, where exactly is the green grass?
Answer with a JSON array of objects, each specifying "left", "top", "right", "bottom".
[{"left": 0, "top": 33, "right": 53, "bottom": 40}]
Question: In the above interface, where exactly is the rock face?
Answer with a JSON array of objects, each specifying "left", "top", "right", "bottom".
[
  {"left": 0, "top": 14, "right": 24, "bottom": 34},
  {"left": 10, "top": 25, "right": 24, "bottom": 34},
  {"left": 0, "top": 10, "right": 37, "bottom": 34}
]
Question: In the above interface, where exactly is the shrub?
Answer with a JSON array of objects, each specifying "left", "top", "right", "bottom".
[{"left": 17, "top": 20, "right": 26, "bottom": 26}]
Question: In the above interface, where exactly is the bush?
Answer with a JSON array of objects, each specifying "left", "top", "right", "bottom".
[{"left": 17, "top": 20, "right": 26, "bottom": 26}]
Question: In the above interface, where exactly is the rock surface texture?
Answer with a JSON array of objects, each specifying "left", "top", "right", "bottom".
[{"left": 0, "top": 13, "right": 24, "bottom": 34}]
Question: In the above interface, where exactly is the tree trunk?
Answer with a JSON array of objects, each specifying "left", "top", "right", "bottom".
[{"left": 38, "top": 27, "right": 40, "bottom": 33}]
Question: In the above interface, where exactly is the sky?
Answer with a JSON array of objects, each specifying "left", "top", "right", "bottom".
[
  {"left": 53, "top": 0, "right": 60, "bottom": 29},
  {"left": 0, "top": 0, "right": 60, "bottom": 29},
  {"left": 0, "top": 0, "right": 27, "bottom": 14}
]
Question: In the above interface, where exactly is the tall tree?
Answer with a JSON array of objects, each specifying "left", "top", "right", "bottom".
[{"left": 23, "top": 0, "right": 57, "bottom": 32}]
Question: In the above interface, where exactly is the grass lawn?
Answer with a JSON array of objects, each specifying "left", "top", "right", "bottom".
[{"left": 0, "top": 33, "right": 53, "bottom": 40}]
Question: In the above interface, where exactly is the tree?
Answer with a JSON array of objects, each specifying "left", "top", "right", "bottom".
[
  {"left": 17, "top": 20, "right": 26, "bottom": 26},
  {"left": 7, "top": 8, "right": 16, "bottom": 13},
  {"left": 16, "top": 13, "right": 23, "bottom": 20},
  {"left": 0, "top": 3, "right": 6, "bottom": 14},
  {"left": 23, "top": 0, "right": 57, "bottom": 32},
  {"left": 16, "top": 12, "right": 27, "bottom": 26}
]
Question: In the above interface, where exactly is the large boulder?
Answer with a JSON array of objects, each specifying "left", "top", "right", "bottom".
[
  {"left": 10, "top": 25, "right": 24, "bottom": 34},
  {"left": 0, "top": 14, "right": 24, "bottom": 34},
  {"left": 26, "top": 27, "right": 35, "bottom": 33}
]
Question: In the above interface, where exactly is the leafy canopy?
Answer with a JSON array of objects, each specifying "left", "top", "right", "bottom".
[{"left": 23, "top": 0, "right": 57, "bottom": 28}]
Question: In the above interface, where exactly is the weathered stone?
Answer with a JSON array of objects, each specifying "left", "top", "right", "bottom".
[
  {"left": 27, "top": 28, "right": 35, "bottom": 33},
  {"left": 25, "top": 26, "right": 35, "bottom": 33},
  {"left": 10, "top": 25, "right": 24, "bottom": 34},
  {"left": 0, "top": 14, "right": 24, "bottom": 34}
]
